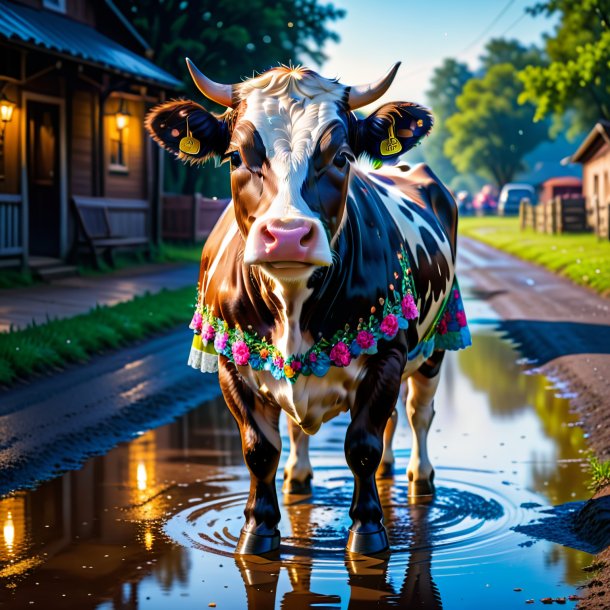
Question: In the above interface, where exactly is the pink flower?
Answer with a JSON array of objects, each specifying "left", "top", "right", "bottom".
[
  {"left": 456, "top": 310, "right": 467, "bottom": 328},
  {"left": 273, "top": 356, "right": 284, "bottom": 369},
  {"left": 291, "top": 360, "right": 302, "bottom": 372},
  {"left": 201, "top": 322, "right": 215, "bottom": 342},
  {"left": 453, "top": 289, "right": 459, "bottom": 300},
  {"left": 232, "top": 340, "right": 250, "bottom": 366},
  {"left": 214, "top": 332, "right": 228, "bottom": 352},
  {"left": 437, "top": 319, "right": 448, "bottom": 335},
  {"left": 189, "top": 311, "right": 203, "bottom": 331},
  {"left": 330, "top": 341, "right": 351, "bottom": 367},
  {"left": 380, "top": 314, "right": 399, "bottom": 338},
  {"left": 356, "top": 330, "right": 375, "bottom": 349},
  {"left": 401, "top": 294, "right": 419, "bottom": 320},
  {"left": 308, "top": 352, "right": 317, "bottom": 363}
]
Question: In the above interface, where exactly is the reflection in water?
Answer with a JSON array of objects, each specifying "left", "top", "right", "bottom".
[
  {"left": 236, "top": 496, "right": 441, "bottom": 610},
  {"left": 0, "top": 329, "right": 596, "bottom": 608}
]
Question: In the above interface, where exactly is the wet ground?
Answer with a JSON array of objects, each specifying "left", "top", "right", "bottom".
[{"left": 0, "top": 293, "right": 596, "bottom": 609}]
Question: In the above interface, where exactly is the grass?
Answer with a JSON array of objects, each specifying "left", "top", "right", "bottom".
[
  {"left": 77, "top": 241, "right": 204, "bottom": 276},
  {"left": 588, "top": 456, "right": 610, "bottom": 492},
  {"left": 459, "top": 217, "right": 610, "bottom": 296},
  {"left": 0, "top": 269, "right": 37, "bottom": 290},
  {"left": 0, "top": 286, "right": 195, "bottom": 387}
]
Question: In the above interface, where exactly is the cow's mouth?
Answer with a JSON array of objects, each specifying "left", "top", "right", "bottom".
[
  {"left": 261, "top": 261, "right": 316, "bottom": 280},
  {"left": 267, "top": 261, "right": 313, "bottom": 269}
]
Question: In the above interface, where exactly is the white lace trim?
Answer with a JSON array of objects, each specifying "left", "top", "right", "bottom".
[{"left": 187, "top": 347, "right": 219, "bottom": 373}]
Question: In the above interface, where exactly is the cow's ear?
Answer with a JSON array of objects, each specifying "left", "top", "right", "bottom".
[
  {"left": 354, "top": 102, "right": 433, "bottom": 162},
  {"left": 145, "top": 99, "right": 231, "bottom": 165}
]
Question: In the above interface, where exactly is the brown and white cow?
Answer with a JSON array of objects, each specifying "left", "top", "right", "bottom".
[{"left": 146, "top": 61, "right": 471, "bottom": 556}]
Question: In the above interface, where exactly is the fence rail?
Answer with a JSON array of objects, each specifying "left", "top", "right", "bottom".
[
  {"left": 0, "top": 194, "right": 23, "bottom": 257},
  {"left": 520, "top": 196, "right": 588, "bottom": 234},
  {"left": 162, "top": 194, "right": 230, "bottom": 242}
]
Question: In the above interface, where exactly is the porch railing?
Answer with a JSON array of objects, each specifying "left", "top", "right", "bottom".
[{"left": 0, "top": 194, "right": 24, "bottom": 258}]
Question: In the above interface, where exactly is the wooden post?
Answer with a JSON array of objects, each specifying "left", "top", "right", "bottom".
[
  {"left": 193, "top": 193, "right": 200, "bottom": 244},
  {"left": 594, "top": 195, "right": 601, "bottom": 240},
  {"left": 519, "top": 200, "right": 526, "bottom": 230}
]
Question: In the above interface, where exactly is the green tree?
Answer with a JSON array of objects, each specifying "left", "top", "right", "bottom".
[
  {"left": 423, "top": 59, "right": 473, "bottom": 185},
  {"left": 445, "top": 63, "right": 549, "bottom": 186},
  {"left": 518, "top": 0, "right": 610, "bottom": 136},
  {"left": 481, "top": 38, "right": 545, "bottom": 72},
  {"left": 115, "top": 0, "right": 345, "bottom": 195}
]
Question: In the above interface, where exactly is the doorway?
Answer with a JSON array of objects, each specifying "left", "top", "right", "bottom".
[{"left": 27, "top": 100, "right": 61, "bottom": 257}]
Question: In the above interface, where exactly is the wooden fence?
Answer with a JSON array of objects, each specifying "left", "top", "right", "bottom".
[
  {"left": 0, "top": 194, "right": 25, "bottom": 264},
  {"left": 162, "top": 194, "right": 230, "bottom": 242},
  {"left": 520, "top": 196, "right": 588, "bottom": 234}
]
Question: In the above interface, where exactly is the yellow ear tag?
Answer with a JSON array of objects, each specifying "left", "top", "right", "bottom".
[
  {"left": 179, "top": 117, "right": 201, "bottom": 155},
  {"left": 380, "top": 122, "right": 403, "bottom": 156}
]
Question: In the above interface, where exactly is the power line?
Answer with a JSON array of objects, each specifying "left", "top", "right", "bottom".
[
  {"left": 497, "top": 11, "right": 528, "bottom": 38},
  {"left": 456, "top": 0, "right": 516, "bottom": 57}
]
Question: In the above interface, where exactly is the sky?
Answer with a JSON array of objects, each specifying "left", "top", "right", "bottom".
[{"left": 320, "top": 0, "right": 558, "bottom": 109}]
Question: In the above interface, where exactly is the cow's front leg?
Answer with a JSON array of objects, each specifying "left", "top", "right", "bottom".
[
  {"left": 345, "top": 343, "right": 407, "bottom": 555},
  {"left": 219, "top": 358, "right": 282, "bottom": 555},
  {"left": 283, "top": 417, "right": 313, "bottom": 494},
  {"left": 406, "top": 350, "right": 445, "bottom": 497}
]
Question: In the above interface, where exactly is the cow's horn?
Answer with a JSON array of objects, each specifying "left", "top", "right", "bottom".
[
  {"left": 185, "top": 58, "right": 235, "bottom": 108},
  {"left": 347, "top": 62, "right": 401, "bottom": 110}
]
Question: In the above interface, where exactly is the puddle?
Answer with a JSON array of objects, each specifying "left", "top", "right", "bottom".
[{"left": 0, "top": 318, "right": 593, "bottom": 609}]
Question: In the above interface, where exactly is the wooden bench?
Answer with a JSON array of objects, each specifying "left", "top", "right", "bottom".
[{"left": 72, "top": 196, "right": 152, "bottom": 268}]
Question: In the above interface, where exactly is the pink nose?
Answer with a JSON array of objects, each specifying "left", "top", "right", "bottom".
[{"left": 253, "top": 218, "right": 318, "bottom": 263}]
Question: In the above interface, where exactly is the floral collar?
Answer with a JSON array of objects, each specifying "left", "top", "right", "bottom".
[{"left": 189, "top": 249, "right": 420, "bottom": 383}]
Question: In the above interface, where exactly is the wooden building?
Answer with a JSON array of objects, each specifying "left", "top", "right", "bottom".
[
  {"left": 0, "top": 0, "right": 181, "bottom": 274},
  {"left": 572, "top": 120, "right": 610, "bottom": 239}
]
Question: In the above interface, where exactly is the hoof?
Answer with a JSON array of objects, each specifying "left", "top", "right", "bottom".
[
  {"left": 283, "top": 475, "right": 312, "bottom": 495},
  {"left": 408, "top": 471, "right": 435, "bottom": 498},
  {"left": 347, "top": 527, "right": 389, "bottom": 555},
  {"left": 376, "top": 461, "right": 395, "bottom": 478},
  {"left": 235, "top": 529, "right": 281, "bottom": 556}
]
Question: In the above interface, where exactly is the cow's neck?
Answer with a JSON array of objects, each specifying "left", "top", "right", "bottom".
[{"left": 248, "top": 266, "right": 313, "bottom": 354}]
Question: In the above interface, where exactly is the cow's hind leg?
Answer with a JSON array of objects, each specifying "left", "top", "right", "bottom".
[
  {"left": 283, "top": 417, "right": 313, "bottom": 494},
  {"left": 406, "top": 350, "right": 445, "bottom": 498},
  {"left": 345, "top": 343, "right": 407, "bottom": 555},
  {"left": 219, "top": 359, "right": 282, "bottom": 555}
]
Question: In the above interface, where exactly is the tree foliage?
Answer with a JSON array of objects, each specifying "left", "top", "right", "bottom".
[
  {"left": 423, "top": 59, "right": 473, "bottom": 185},
  {"left": 518, "top": 0, "right": 610, "bottom": 135},
  {"left": 114, "top": 0, "right": 345, "bottom": 194},
  {"left": 445, "top": 56, "right": 549, "bottom": 187}
]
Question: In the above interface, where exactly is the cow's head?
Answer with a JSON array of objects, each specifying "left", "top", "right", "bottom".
[{"left": 146, "top": 61, "right": 432, "bottom": 283}]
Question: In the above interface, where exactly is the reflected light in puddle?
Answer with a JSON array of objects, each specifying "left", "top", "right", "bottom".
[
  {"left": 144, "top": 527, "right": 154, "bottom": 551},
  {"left": 3, "top": 512, "right": 14, "bottom": 555},
  {"left": 136, "top": 462, "right": 148, "bottom": 491}
]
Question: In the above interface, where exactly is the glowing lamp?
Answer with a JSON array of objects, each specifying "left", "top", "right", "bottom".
[
  {"left": 114, "top": 99, "right": 130, "bottom": 131},
  {"left": 0, "top": 92, "right": 15, "bottom": 181},
  {"left": 0, "top": 94, "right": 15, "bottom": 124}
]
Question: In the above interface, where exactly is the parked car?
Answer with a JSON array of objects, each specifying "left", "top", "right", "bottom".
[
  {"left": 498, "top": 183, "right": 536, "bottom": 216},
  {"left": 473, "top": 185, "right": 498, "bottom": 215}
]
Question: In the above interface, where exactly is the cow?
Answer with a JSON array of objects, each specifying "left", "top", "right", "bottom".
[{"left": 146, "top": 60, "right": 471, "bottom": 556}]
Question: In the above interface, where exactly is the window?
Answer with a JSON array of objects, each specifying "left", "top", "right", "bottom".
[{"left": 43, "top": 0, "right": 66, "bottom": 13}]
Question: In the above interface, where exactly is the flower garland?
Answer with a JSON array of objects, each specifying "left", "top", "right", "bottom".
[{"left": 189, "top": 248, "right": 423, "bottom": 383}]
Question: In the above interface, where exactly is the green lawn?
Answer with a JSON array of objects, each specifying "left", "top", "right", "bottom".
[
  {"left": 0, "top": 286, "right": 195, "bottom": 386},
  {"left": 459, "top": 217, "right": 610, "bottom": 296}
]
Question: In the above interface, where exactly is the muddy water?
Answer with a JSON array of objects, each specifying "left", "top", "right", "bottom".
[{"left": 0, "top": 320, "right": 592, "bottom": 608}]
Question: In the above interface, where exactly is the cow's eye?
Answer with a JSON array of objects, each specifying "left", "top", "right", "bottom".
[
  {"left": 230, "top": 151, "right": 242, "bottom": 168},
  {"left": 333, "top": 152, "right": 348, "bottom": 169}
]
